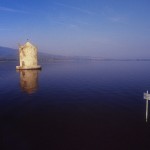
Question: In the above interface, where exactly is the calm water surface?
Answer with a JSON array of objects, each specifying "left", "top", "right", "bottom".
[{"left": 0, "top": 61, "right": 150, "bottom": 150}]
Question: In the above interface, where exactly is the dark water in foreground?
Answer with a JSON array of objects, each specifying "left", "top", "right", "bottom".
[{"left": 0, "top": 61, "right": 150, "bottom": 150}]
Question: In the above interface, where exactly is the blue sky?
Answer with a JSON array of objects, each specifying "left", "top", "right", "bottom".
[{"left": 0, "top": 0, "right": 150, "bottom": 58}]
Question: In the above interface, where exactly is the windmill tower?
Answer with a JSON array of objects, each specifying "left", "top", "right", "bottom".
[{"left": 16, "top": 42, "right": 41, "bottom": 70}]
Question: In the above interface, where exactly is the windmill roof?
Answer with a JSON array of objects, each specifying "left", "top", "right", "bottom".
[{"left": 25, "top": 42, "right": 33, "bottom": 47}]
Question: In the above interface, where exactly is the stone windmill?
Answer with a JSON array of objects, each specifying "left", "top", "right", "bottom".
[{"left": 16, "top": 42, "right": 41, "bottom": 70}]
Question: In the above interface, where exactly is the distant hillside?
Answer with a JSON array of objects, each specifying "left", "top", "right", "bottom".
[
  {"left": 0, "top": 46, "right": 101, "bottom": 62},
  {"left": 0, "top": 46, "right": 17, "bottom": 60},
  {"left": 0, "top": 46, "right": 74, "bottom": 62},
  {"left": 2, "top": 46, "right": 148, "bottom": 62}
]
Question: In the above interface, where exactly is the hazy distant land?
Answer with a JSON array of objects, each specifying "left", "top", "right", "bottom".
[
  {"left": 0, "top": 46, "right": 97, "bottom": 62},
  {"left": 0, "top": 46, "right": 73, "bottom": 62},
  {"left": 0, "top": 46, "right": 150, "bottom": 62}
]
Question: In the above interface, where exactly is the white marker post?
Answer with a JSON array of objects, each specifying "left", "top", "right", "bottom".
[{"left": 143, "top": 90, "right": 150, "bottom": 122}]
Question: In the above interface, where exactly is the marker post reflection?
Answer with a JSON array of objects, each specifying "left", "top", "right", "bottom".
[{"left": 144, "top": 90, "right": 150, "bottom": 122}]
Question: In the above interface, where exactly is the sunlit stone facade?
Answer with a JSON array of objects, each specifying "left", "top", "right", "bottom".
[{"left": 16, "top": 42, "right": 41, "bottom": 70}]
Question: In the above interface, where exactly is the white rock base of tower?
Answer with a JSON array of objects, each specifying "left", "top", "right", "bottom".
[{"left": 16, "top": 65, "right": 41, "bottom": 70}]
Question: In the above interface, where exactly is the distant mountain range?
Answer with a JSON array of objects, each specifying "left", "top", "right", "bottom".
[
  {"left": 0, "top": 46, "right": 105, "bottom": 62},
  {"left": 0, "top": 46, "right": 80, "bottom": 62},
  {"left": 1, "top": 46, "right": 150, "bottom": 62},
  {"left": 0, "top": 46, "right": 17, "bottom": 60}
]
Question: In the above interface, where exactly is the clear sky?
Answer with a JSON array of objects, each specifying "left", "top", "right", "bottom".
[{"left": 0, "top": 0, "right": 150, "bottom": 58}]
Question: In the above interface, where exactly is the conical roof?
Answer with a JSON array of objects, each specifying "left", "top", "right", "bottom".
[{"left": 25, "top": 42, "right": 33, "bottom": 47}]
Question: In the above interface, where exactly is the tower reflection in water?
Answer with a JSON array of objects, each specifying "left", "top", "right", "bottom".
[
  {"left": 144, "top": 91, "right": 150, "bottom": 122},
  {"left": 19, "top": 70, "right": 40, "bottom": 94},
  {"left": 146, "top": 99, "right": 149, "bottom": 122}
]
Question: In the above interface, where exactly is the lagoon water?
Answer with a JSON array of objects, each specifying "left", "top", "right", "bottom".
[{"left": 0, "top": 61, "right": 150, "bottom": 149}]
